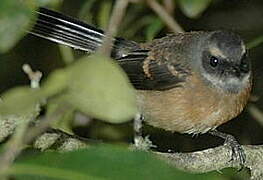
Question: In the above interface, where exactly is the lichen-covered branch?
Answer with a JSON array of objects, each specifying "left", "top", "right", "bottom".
[
  {"left": 155, "top": 145, "right": 263, "bottom": 180},
  {"left": 1, "top": 112, "right": 263, "bottom": 180}
]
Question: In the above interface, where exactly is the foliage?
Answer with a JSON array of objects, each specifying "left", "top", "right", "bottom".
[
  {"left": 0, "top": 0, "right": 36, "bottom": 53},
  {"left": 178, "top": 0, "right": 212, "bottom": 18},
  {"left": 0, "top": 54, "right": 137, "bottom": 123},
  {"left": 8, "top": 145, "right": 219, "bottom": 180},
  {"left": 65, "top": 54, "right": 138, "bottom": 123},
  {"left": 0, "top": 0, "right": 261, "bottom": 179}
]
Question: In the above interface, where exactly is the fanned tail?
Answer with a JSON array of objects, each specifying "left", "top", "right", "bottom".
[
  {"left": 30, "top": 7, "right": 139, "bottom": 56},
  {"left": 30, "top": 7, "right": 105, "bottom": 52}
]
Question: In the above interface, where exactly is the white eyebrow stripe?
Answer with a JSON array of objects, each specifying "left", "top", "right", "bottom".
[{"left": 209, "top": 47, "right": 226, "bottom": 59}]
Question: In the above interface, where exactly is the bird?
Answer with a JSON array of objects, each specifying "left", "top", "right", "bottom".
[{"left": 29, "top": 7, "right": 252, "bottom": 166}]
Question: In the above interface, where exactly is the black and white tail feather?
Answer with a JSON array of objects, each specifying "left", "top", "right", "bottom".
[
  {"left": 31, "top": 8, "right": 104, "bottom": 52},
  {"left": 30, "top": 8, "right": 182, "bottom": 91},
  {"left": 31, "top": 7, "right": 142, "bottom": 59}
]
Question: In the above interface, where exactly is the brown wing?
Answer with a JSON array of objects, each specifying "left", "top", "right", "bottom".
[
  {"left": 31, "top": 8, "right": 190, "bottom": 90},
  {"left": 117, "top": 49, "right": 190, "bottom": 90}
]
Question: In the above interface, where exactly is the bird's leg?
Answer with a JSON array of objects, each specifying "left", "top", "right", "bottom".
[
  {"left": 133, "top": 114, "right": 155, "bottom": 150},
  {"left": 134, "top": 113, "right": 143, "bottom": 146},
  {"left": 209, "top": 129, "right": 246, "bottom": 169}
]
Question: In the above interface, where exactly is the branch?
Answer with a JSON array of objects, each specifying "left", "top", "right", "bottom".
[
  {"left": 146, "top": 0, "right": 184, "bottom": 33},
  {"left": 1, "top": 114, "right": 263, "bottom": 180},
  {"left": 247, "top": 104, "right": 263, "bottom": 127},
  {"left": 163, "top": 0, "right": 175, "bottom": 16},
  {"left": 99, "top": 0, "right": 130, "bottom": 56},
  {"left": 155, "top": 145, "right": 263, "bottom": 180},
  {"left": 0, "top": 65, "right": 42, "bottom": 179},
  {"left": 33, "top": 130, "right": 89, "bottom": 152}
]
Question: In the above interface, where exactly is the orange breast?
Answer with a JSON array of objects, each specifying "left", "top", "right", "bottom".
[{"left": 137, "top": 73, "right": 251, "bottom": 134}]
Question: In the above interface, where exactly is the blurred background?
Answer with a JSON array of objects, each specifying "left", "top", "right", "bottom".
[{"left": 0, "top": 0, "right": 262, "bottom": 179}]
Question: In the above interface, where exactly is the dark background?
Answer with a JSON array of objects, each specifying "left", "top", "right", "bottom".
[{"left": 0, "top": 0, "right": 262, "bottom": 170}]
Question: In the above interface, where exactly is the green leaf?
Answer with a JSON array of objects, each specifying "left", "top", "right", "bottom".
[
  {"left": 246, "top": 35, "right": 263, "bottom": 49},
  {"left": 42, "top": 69, "right": 73, "bottom": 133},
  {"left": 145, "top": 17, "right": 164, "bottom": 41},
  {"left": 178, "top": 0, "right": 212, "bottom": 18},
  {"left": 59, "top": 45, "right": 75, "bottom": 65},
  {"left": 35, "top": 0, "right": 62, "bottom": 7},
  {"left": 47, "top": 102, "right": 74, "bottom": 135},
  {"left": 78, "top": 0, "right": 97, "bottom": 21},
  {"left": 0, "top": 0, "right": 37, "bottom": 53},
  {"left": 66, "top": 54, "right": 138, "bottom": 124},
  {"left": 97, "top": 1, "right": 112, "bottom": 29},
  {"left": 0, "top": 87, "right": 42, "bottom": 116},
  {"left": 9, "top": 145, "right": 219, "bottom": 180},
  {"left": 41, "top": 68, "right": 69, "bottom": 97}
]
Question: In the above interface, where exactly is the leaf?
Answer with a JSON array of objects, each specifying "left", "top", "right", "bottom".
[
  {"left": 9, "top": 145, "right": 219, "bottom": 180},
  {"left": 0, "top": 0, "right": 37, "bottom": 53},
  {"left": 178, "top": 0, "right": 212, "bottom": 18},
  {"left": 0, "top": 87, "right": 42, "bottom": 116},
  {"left": 78, "top": 0, "right": 97, "bottom": 21},
  {"left": 97, "top": 1, "right": 112, "bottom": 29},
  {"left": 59, "top": 45, "right": 75, "bottom": 65},
  {"left": 36, "top": 0, "right": 62, "bottom": 7},
  {"left": 41, "top": 69, "right": 73, "bottom": 133},
  {"left": 246, "top": 35, "right": 263, "bottom": 49},
  {"left": 41, "top": 68, "right": 69, "bottom": 97},
  {"left": 47, "top": 102, "right": 75, "bottom": 135},
  {"left": 121, "top": 15, "right": 155, "bottom": 40},
  {"left": 145, "top": 17, "right": 164, "bottom": 41},
  {"left": 66, "top": 54, "right": 138, "bottom": 124}
]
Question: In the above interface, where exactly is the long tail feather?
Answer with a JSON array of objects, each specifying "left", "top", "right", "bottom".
[
  {"left": 30, "top": 8, "right": 145, "bottom": 59},
  {"left": 30, "top": 8, "right": 106, "bottom": 52}
]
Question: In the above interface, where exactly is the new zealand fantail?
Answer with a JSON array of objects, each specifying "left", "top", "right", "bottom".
[{"left": 29, "top": 7, "right": 252, "bottom": 166}]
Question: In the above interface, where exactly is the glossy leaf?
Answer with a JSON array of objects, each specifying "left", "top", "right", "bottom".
[
  {"left": 0, "top": 0, "right": 37, "bottom": 52},
  {"left": 178, "top": 0, "right": 212, "bottom": 18},
  {"left": 9, "top": 145, "right": 219, "bottom": 180},
  {"left": 145, "top": 17, "right": 164, "bottom": 41}
]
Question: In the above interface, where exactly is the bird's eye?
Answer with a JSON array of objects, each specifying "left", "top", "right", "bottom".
[{"left": 210, "top": 56, "right": 219, "bottom": 67}]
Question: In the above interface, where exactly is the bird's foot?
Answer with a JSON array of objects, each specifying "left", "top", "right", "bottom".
[
  {"left": 209, "top": 130, "right": 246, "bottom": 170},
  {"left": 132, "top": 114, "right": 156, "bottom": 151},
  {"left": 223, "top": 133, "right": 246, "bottom": 169}
]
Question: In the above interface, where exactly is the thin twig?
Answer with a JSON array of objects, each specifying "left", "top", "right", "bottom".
[
  {"left": 23, "top": 105, "right": 69, "bottom": 144},
  {"left": 247, "top": 104, "right": 263, "bottom": 127},
  {"left": 22, "top": 64, "right": 42, "bottom": 89},
  {"left": 98, "top": 0, "right": 130, "bottom": 56},
  {"left": 0, "top": 122, "right": 29, "bottom": 180},
  {"left": 163, "top": 0, "right": 175, "bottom": 16},
  {"left": 146, "top": 0, "right": 184, "bottom": 33}
]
